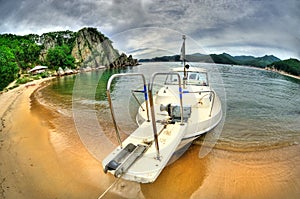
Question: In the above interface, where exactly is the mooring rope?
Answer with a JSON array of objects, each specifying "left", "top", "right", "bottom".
[{"left": 98, "top": 177, "right": 121, "bottom": 199}]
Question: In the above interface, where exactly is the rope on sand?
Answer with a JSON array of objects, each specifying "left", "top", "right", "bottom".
[{"left": 98, "top": 177, "right": 121, "bottom": 199}]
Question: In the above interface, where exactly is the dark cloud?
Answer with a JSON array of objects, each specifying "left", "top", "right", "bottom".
[{"left": 0, "top": 0, "right": 299, "bottom": 59}]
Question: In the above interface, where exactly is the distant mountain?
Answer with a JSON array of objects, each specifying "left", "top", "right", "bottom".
[
  {"left": 209, "top": 53, "right": 238, "bottom": 65},
  {"left": 139, "top": 55, "right": 180, "bottom": 62},
  {"left": 139, "top": 53, "right": 208, "bottom": 62},
  {"left": 185, "top": 53, "right": 207, "bottom": 62},
  {"left": 234, "top": 55, "right": 280, "bottom": 67},
  {"left": 139, "top": 53, "right": 281, "bottom": 68},
  {"left": 234, "top": 55, "right": 257, "bottom": 62}
]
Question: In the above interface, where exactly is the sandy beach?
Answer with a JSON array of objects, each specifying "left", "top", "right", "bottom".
[
  {"left": 0, "top": 79, "right": 104, "bottom": 199},
  {"left": 1, "top": 76, "right": 300, "bottom": 199},
  {"left": 0, "top": 78, "right": 145, "bottom": 199}
]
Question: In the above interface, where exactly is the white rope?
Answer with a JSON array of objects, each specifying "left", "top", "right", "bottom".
[{"left": 98, "top": 177, "right": 121, "bottom": 199}]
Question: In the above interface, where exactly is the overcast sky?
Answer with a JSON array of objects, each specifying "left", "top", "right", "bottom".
[{"left": 0, "top": 0, "right": 299, "bottom": 59}]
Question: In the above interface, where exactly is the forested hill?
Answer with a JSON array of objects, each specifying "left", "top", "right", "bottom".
[
  {"left": 139, "top": 53, "right": 281, "bottom": 68},
  {"left": 267, "top": 58, "right": 300, "bottom": 76},
  {"left": 140, "top": 53, "right": 300, "bottom": 78},
  {"left": 0, "top": 27, "right": 138, "bottom": 91}
]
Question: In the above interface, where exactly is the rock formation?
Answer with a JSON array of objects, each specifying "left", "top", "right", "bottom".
[{"left": 35, "top": 27, "right": 138, "bottom": 69}]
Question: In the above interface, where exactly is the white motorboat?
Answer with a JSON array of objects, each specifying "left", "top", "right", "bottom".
[{"left": 102, "top": 36, "right": 222, "bottom": 183}]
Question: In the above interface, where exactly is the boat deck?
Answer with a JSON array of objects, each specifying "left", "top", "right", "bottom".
[{"left": 102, "top": 121, "right": 187, "bottom": 183}]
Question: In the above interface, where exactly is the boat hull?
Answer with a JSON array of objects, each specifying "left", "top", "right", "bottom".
[
  {"left": 103, "top": 67, "right": 223, "bottom": 184},
  {"left": 137, "top": 86, "right": 223, "bottom": 152},
  {"left": 102, "top": 122, "right": 188, "bottom": 183}
]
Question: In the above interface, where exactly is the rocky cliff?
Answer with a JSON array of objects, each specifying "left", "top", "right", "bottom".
[{"left": 36, "top": 27, "right": 137, "bottom": 68}]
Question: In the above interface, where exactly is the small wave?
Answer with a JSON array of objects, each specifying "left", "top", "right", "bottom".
[
  {"left": 194, "top": 137, "right": 299, "bottom": 153},
  {"left": 79, "top": 99, "right": 99, "bottom": 105}
]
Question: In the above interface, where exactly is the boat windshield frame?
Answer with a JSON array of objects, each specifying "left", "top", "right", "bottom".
[{"left": 164, "top": 71, "right": 209, "bottom": 86}]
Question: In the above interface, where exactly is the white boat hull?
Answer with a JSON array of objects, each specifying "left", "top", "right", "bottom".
[
  {"left": 102, "top": 122, "right": 188, "bottom": 183},
  {"left": 102, "top": 67, "right": 223, "bottom": 183},
  {"left": 136, "top": 84, "right": 223, "bottom": 151}
]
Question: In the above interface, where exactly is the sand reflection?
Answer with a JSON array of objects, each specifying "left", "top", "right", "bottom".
[{"left": 191, "top": 145, "right": 300, "bottom": 199}]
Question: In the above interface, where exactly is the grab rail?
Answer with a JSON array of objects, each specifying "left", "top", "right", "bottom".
[
  {"left": 106, "top": 72, "right": 215, "bottom": 158},
  {"left": 148, "top": 72, "right": 184, "bottom": 159},
  {"left": 106, "top": 73, "right": 150, "bottom": 148}
]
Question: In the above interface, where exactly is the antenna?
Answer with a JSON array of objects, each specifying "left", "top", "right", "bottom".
[{"left": 181, "top": 35, "right": 187, "bottom": 88}]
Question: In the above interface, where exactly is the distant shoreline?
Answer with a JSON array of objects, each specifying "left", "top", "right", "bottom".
[
  {"left": 265, "top": 67, "right": 300, "bottom": 80},
  {"left": 141, "top": 61, "right": 300, "bottom": 81}
]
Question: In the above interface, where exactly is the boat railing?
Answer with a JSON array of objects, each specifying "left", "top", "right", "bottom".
[
  {"left": 200, "top": 90, "right": 215, "bottom": 117},
  {"left": 148, "top": 72, "right": 184, "bottom": 159},
  {"left": 106, "top": 72, "right": 212, "bottom": 159},
  {"left": 106, "top": 73, "right": 150, "bottom": 149}
]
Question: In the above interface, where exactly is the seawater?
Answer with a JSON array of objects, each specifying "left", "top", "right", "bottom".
[
  {"left": 37, "top": 62, "right": 300, "bottom": 198},
  {"left": 39, "top": 62, "right": 300, "bottom": 152}
]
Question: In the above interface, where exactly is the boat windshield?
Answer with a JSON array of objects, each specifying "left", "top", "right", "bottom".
[{"left": 165, "top": 71, "right": 208, "bottom": 86}]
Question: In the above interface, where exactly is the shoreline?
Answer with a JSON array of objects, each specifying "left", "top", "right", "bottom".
[
  {"left": 0, "top": 77, "right": 101, "bottom": 198},
  {"left": 265, "top": 67, "right": 300, "bottom": 80},
  {"left": 228, "top": 64, "right": 300, "bottom": 80},
  {"left": 0, "top": 77, "right": 55, "bottom": 119},
  {"left": 0, "top": 76, "right": 144, "bottom": 199},
  {"left": 1, "top": 69, "right": 300, "bottom": 198}
]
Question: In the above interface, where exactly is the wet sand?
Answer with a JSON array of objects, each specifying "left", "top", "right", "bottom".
[
  {"left": 1, "top": 79, "right": 300, "bottom": 198},
  {"left": 0, "top": 80, "right": 101, "bottom": 198},
  {"left": 141, "top": 144, "right": 300, "bottom": 199},
  {"left": 0, "top": 78, "right": 143, "bottom": 199}
]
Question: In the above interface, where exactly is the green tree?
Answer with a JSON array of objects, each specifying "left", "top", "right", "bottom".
[
  {"left": 0, "top": 46, "right": 19, "bottom": 90},
  {"left": 0, "top": 34, "right": 42, "bottom": 70},
  {"left": 46, "top": 45, "right": 75, "bottom": 70},
  {"left": 270, "top": 58, "right": 300, "bottom": 76},
  {"left": 19, "top": 39, "right": 41, "bottom": 69}
]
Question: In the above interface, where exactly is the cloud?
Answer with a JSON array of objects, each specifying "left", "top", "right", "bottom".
[
  {"left": 110, "top": 27, "right": 209, "bottom": 59},
  {"left": 135, "top": 0, "right": 300, "bottom": 59},
  {"left": 0, "top": 0, "right": 299, "bottom": 59}
]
